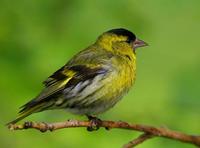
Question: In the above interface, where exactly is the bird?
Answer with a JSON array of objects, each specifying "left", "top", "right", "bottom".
[{"left": 7, "top": 28, "right": 148, "bottom": 125}]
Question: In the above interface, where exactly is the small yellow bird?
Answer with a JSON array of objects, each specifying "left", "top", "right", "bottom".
[{"left": 8, "top": 28, "right": 147, "bottom": 125}]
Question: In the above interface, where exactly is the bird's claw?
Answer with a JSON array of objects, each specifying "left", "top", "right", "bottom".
[
  {"left": 24, "top": 121, "right": 33, "bottom": 129},
  {"left": 87, "top": 116, "right": 102, "bottom": 131}
]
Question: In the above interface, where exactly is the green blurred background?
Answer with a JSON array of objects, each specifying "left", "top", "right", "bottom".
[{"left": 1, "top": 0, "right": 200, "bottom": 147}]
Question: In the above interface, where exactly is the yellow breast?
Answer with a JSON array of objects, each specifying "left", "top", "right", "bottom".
[{"left": 105, "top": 52, "right": 136, "bottom": 102}]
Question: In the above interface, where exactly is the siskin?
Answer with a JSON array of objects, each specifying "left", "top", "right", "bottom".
[{"left": 8, "top": 28, "right": 148, "bottom": 125}]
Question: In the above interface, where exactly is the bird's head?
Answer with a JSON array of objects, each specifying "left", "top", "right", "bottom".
[{"left": 96, "top": 28, "right": 148, "bottom": 54}]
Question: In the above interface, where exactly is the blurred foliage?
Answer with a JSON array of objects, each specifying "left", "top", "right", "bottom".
[{"left": 0, "top": 0, "right": 200, "bottom": 148}]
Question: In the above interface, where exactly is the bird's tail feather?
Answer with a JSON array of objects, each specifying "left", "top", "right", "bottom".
[{"left": 6, "top": 103, "right": 44, "bottom": 125}]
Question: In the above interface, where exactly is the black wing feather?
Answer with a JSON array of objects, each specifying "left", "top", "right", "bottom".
[{"left": 19, "top": 65, "right": 108, "bottom": 114}]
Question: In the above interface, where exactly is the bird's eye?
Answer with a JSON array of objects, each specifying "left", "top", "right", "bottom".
[{"left": 126, "top": 38, "right": 132, "bottom": 44}]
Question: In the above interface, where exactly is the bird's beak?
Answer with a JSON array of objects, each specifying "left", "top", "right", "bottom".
[{"left": 133, "top": 38, "right": 148, "bottom": 49}]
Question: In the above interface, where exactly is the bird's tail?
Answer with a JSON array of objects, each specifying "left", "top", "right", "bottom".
[{"left": 6, "top": 102, "right": 44, "bottom": 125}]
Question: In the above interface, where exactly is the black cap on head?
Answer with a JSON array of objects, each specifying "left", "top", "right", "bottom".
[{"left": 107, "top": 28, "right": 136, "bottom": 42}]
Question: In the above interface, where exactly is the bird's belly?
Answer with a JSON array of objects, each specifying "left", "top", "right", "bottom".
[{"left": 67, "top": 67, "right": 136, "bottom": 115}]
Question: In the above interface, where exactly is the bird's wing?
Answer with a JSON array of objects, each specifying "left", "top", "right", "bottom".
[
  {"left": 21, "top": 47, "right": 113, "bottom": 111},
  {"left": 7, "top": 64, "right": 110, "bottom": 125},
  {"left": 19, "top": 64, "right": 109, "bottom": 112}
]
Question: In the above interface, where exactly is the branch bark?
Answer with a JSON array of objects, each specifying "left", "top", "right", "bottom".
[
  {"left": 8, "top": 119, "right": 200, "bottom": 147},
  {"left": 123, "top": 133, "right": 154, "bottom": 148}
]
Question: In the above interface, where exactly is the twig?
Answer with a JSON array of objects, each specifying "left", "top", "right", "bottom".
[
  {"left": 8, "top": 119, "right": 200, "bottom": 147},
  {"left": 123, "top": 133, "right": 154, "bottom": 148}
]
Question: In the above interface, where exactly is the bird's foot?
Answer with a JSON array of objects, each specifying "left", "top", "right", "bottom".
[
  {"left": 24, "top": 121, "right": 33, "bottom": 129},
  {"left": 87, "top": 116, "right": 102, "bottom": 131}
]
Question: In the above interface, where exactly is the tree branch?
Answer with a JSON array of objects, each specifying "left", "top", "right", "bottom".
[
  {"left": 8, "top": 119, "right": 200, "bottom": 147},
  {"left": 123, "top": 133, "right": 154, "bottom": 148}
]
